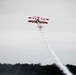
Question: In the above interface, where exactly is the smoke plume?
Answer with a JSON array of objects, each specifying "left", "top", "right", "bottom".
[{"left": 39, "top": 28, "right": 73, "bottom": 75}]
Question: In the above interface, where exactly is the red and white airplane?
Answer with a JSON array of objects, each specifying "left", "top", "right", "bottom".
[{"left": 28, "top": 16, "right": 49, "bottom": 28}]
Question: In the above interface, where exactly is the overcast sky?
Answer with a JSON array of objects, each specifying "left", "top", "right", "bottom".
[{"left": 0, "top": 0, "right": 76, "bottom": 65}]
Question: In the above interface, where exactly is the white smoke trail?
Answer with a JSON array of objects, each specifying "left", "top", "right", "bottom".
[{"left": 38, "top": 28, "right": 73, "bottom": 75}]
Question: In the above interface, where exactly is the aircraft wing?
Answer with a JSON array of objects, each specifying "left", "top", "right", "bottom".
[
  {"left": 39, "top": 21, "right": 48, "bottom": 24},
  {"left": 28, "top": 20, "right": 36, "bottom": 23}
]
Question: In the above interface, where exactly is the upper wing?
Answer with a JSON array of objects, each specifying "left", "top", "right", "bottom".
[
  {"left": 28, "top": 16, "right": 36, "bottom": 20},
  {"left": 28, "top": 16, "right": 49, "bottom": 20}
]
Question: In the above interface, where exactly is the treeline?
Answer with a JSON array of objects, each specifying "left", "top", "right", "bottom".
[{"left": 0, "top": 63, "right": 76, "bottom": 75}]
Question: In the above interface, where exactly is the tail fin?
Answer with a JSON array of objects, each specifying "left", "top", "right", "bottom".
[{"left": 37, "top": 26, "right": 44, "bottom": 29}]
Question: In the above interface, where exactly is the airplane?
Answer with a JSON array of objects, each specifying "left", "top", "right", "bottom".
[
  {"left": 28, "top": 16, "right": 49, "bottom": 24},
  {"left": 28, "top": 16, "right": 49, "bottom": 29}
]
